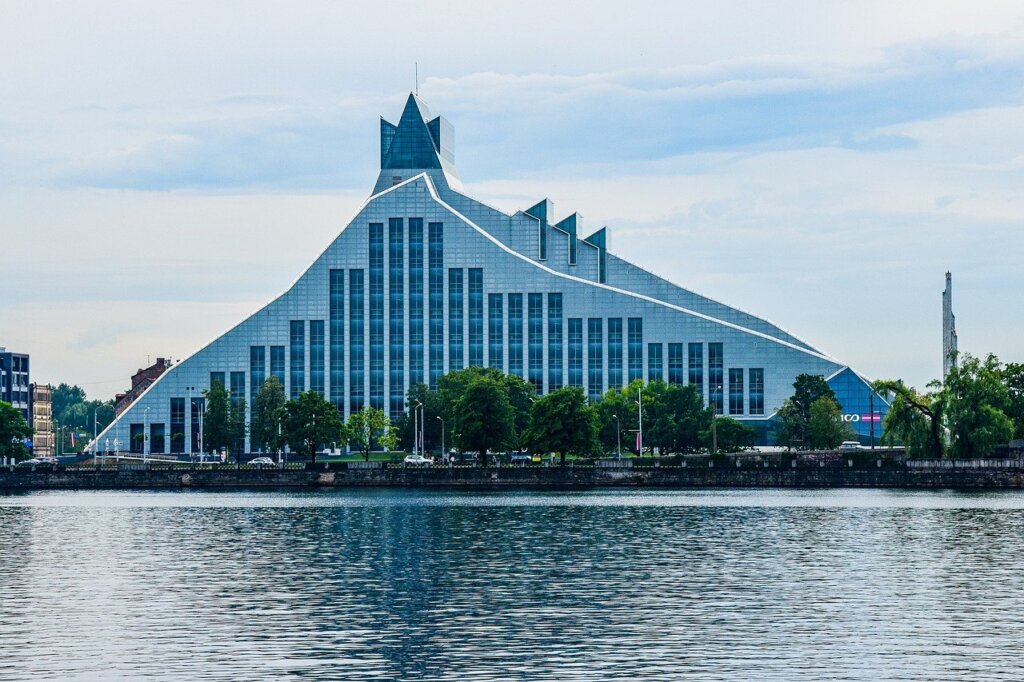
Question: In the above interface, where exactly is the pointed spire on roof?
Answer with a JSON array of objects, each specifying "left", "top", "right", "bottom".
[{"left": 379, "top": 93, "right": 457, "bottom": 172}]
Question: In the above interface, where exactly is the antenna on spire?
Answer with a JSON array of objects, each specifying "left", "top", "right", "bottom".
[{"left": 415, "top": 62, "right": 419, "bottom": 95}]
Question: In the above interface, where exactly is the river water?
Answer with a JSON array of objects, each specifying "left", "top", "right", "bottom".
[{"left": 2, "top": 488, "right": 1024, "bottom": 681}]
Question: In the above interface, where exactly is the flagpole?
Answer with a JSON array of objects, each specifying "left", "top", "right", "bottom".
[{"left": 637, "top": 385, "right": 643, "bottom": 456}]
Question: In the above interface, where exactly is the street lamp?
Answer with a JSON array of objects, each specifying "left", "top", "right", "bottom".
[
  {"left": 414, "top": 400, "right": 424, "bottom": 457},
  {"left": 186, "top": 386, "right": 194, "bottom": 462},
  {"left": 436, "top": 416, "right": 445, "bottom": 462},
  {"left": 710, "top": 384, "right": 723, "bottom": 455},
  {"left": 635, "top": 384, "right": 644, "bottom": 457},
  {"left": 144, "top": 406, "right": 151, "bottom": 462},
  {"left": 612, "top": 414, "right": 621, "bottom": 459}
]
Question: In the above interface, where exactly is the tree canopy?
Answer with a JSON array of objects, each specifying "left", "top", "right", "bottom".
[
  {"left": 0, "top": 401, "right": 33, "bottom": 461},
  {"left": 279, "top": 391, "right": 347, "bottom": 464},
  {"left": 251, "top": 376, "right": 286, "bottom": 453},
  {"left": 346, "top": 405, "right": 396, "bottom": 461},
  {"left": 452, "top": 375, "right": 514, "bottom": 465},
  {"left": 526, "top": 386, "right": 597, "bottom": 465}
]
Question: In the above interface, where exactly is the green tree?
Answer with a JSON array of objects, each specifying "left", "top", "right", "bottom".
[
  {"left": 453, "top": 375, "right": 513, "bottom": 466},
  {"left": 52, "top": 384, "right": 86, "bottom": 425},
  {"left": 944, "top": 353, "right": 1014, "bottom": 458},
  {"left": 595, "top": 383, "right": 639, "bottom": 455},
  {"left": 202, "top": 380, "right": 232, "bottom": 454},
  {"left": 807, "top": 396, "right": 853, "bottom": 449},
  {"left": 645, "top": 381, "right": 711, "bottom": 454},
  {"left": 397, "top": 383, "right": 443, "bottom": 452},
  {"left": 704, "top": 417, "right": 757, "bottom": 453},
  {"left": 251, "top": 376, "right": 286, "bottom": 452},
  {"left": 279, "top": 391, "right": 347, "bottom": 464},
  {"left": 0, "top": 401, "right": 33, "bottom": 461},
  {"left": 1000, "top": 362, "right": 1024, "bottom": 440},
  {"left": 776, "top": 374, "right": 838, "bottom": 448},
  {"left": 346, "top": 405, "right": 396, "bottom": 461},
  {"left": 876, "top": 379, "right": 945, "bottom": 458},
  {"left": 229, "top": 398, "right": 248, "bottom": 458},
  {"left": 526, "top": 386, "right": 597, "bottom": 465}
]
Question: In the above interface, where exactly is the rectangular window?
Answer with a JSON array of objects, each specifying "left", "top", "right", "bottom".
[
  {"left": 150, "top": 423, "right": 165, "bottom": 455},
  {"left": 648, "top": 343, "right": 663, "bottom": 382},
  {"left": 210, "top": 371, "right": 225, "bottom": 389},
  {"left": 249, "top": 346, "right": 265, "bottom": 405},
  {"left": 528, "top": 293, "right": 544, "bottom": 393},
  {"left": 329, "top": 269, "right": 344, "bottom": 411},
  {"left": 688, "top": 342, "right": 704, "bottom": 399},
  {"left": 488, "top": 293, "right": 503, "bottom": 370},
  {"left": 230, "top": 371, "right": 245, "bottom": 407},
  {"left": 170, "top": 398, "right": 185, "bottom": 454},
  {"left": 668, "top": 343, "right": 684, "bottom": 385},
  {"left": 428, "top": 222, "right": 444, "bottom": 389},
  {"left": 349, "top": 269, "right": 365, "bottom": 412},
  {"left": 548, "top": 293, "right": 563, "bottom": 390},
  {"left": 408, "top": 217, "right": 424, "bottom": 387},
  {"left": 290, "top": 320, "right": 305, "bottom": 399},
  {"left": 588, "top": 318, "right": 603, "bottom": 400},
  {"left": 271, "top": 346, "right": 285, "bottom": 386},
  {"left": 709, "top": 342, "right": 724, "bottom": 413},
  {"left": 749, "top": 368, "right": 764, "bottom": 415},
  {"left": 508, "top": 294, "right": 523, "bottom": 378},
  {"left": 608, "top": 318, "right": 623, "bottom": 391},
  {"left": 389, "top": 218, "right": 404, "bottom": 418},
  {"left": 568, "top": 318, "right": 583, "bottom": 388},
  {"left": 130, "top": 423, "right": 144, "bottom": 454},
  {"left": 309, "top": 321, "right": 325, "bottom": 397},
  {"left": 729, "top": 368, "right": 744, "bottom": 415},
  {"left": 627, "top": 318, "right": 643, "bottom": 384},
  {"left": 448, "top": 268, "right": 463, "bottom": 370},
  {"left": 468, "top": 268, "right": 483, "bottom": 367},
  {"left": 369, "top": 223, "right": 385, "bottom": 411}
]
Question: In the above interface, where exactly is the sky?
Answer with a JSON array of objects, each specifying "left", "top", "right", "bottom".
[{"left": 2, "top": 1, "right": 1023, "bottom": 400}]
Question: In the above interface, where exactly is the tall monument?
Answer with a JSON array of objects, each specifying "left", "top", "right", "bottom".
[{"left": 942, "top": 271, "right": 958, "bottom": 378}]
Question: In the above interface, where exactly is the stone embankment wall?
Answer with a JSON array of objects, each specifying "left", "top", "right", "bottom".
[{"left": 3, "top": 459, "right": 1024, "bottom": 491}]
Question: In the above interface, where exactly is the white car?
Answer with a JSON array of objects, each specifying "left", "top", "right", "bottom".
[
  {"left": 403, "top": 454, "right": 433, "bottom": 466},
  {"left": 838, "top": 441, "right": 862, "bottom": 451},
  {"left": 248, "top": 457, "right": 276, "bottom": 466}
]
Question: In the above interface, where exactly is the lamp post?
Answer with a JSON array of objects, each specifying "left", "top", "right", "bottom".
[
  {"left": 144, "top": 406, "right": 150, "bottom": 462},
  {"left": 93, "top": 409, "right": 98, "bottom": 459},
  {"left": 185, "top": 386, "right": 194, "bottom": 462},
  {"left": 414, "top": 400, "right": 423, "bottom": 457},
  {"left": 613, "top": 414, "right": 621, "bottom": 459},
  {"left": 437, "top": 416, "right": 445, "bottom": 462},
  {"left": 635, "top": 384, "right": 644, "bottom": 457},
  {"left": 710, "top": 384, "right": 723, "bottom": 455}
]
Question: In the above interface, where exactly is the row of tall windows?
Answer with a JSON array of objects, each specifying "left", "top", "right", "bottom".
[
  {"left": 271, "top": 346, "right": 285, "bottom": 386},
  {"left": 449, "top": 269, "right": 463, "bottom": 370},
  {"left": 230, "top": 372, "right": 245, "bottom": 406},
  {"left": 709, "top": 342, "right": 724, "bottom": 414},
  {"left": 428, "top": 223, "right": 444, "bottom": 389},
  {"left": 488, "top": 294, "right": 503, "bottom": 370},
  {"left": 468, "top": 268, "right": 484, "bottom": 367},
  {"left": 388, "top": 218, "right": 404, "bottom": 418},
  {"left": 588, "top": 319, "right": 603, "bottom": 400},
  {"left": 289, "top": 321, "right": 304, "bottom": 399},
  {"left": 508, "top": 294, "right": 523, "bottom": 378},
  {"left": 370, "top": 223, "right": 385, "bottom": 411},
  {"left": 409, "top": 218, "right": 424, "bottom": 387},
  {"left": 729, "top": 368, "right": 744, "bottom": 415},
  {"left": 608, "top": 318, "right": 623, "bottom": 390},
  {"left": 628, "top": 318, "right": 643, "bottom": 383},
  {"left": 528, "top": 293, "right": 544, "bottom": 392},
  {"left": 330, "top": 270, "right": 344, "bottom": 409},
  {"left": 548, "top": 294, "right": 563, "bottom": 390},
  {"left": 648, "top": 343, "right": 663, "bottom": 382},
  {"left": 350, "top": 270, "right": 365, "bottom": 412},
  {"left": 668, "top": 343, "right": 684, "bottom": 385},
  {"left": 688, "top": 343, "right": 703, "bottom": 399},
  {"left": 309, "top": 322, "right": 324, "bottom": 396},
  {"left": 568, "top": 318, "right": 583, "bottom": 388}
]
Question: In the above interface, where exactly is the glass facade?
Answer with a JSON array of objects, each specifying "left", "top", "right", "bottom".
[
  {"left": 688, "top": 343, "right": 703, "bottom": 398},
  {"left": 370, "top": 223, "right": 385, "bottom": 411},
  {"left": 648, "top": 343, "right": 663, "bottom": 382},
  {"left": 668, "top": 343, "right": 684, "bottom": 385},
  {"left": 749, "top": 368, "right": 764, "bottom": 415},
  {"left": 709, "top": 342, "right": 724, "bottom": 413},
  {"left": 309, "top": 321, "right": 324, "bottom": 397},
  {"left": 170, "top": 398, "right": 185, "bottom": 454},
  {"left": 289, "top": 321, "right": 305, "bottom": 399},
  {"left": 608, "top": 318, "right": 623, "bottom": 391},
  {"left": 568, "top": 318, "right": 583, "bottom": 388},
  {"left": 448, "top": 268, "right": 463, "bottom": 370},
  {"left": 488, "top": 293, "right": 503, "bottom": 370},
  {"left": 150, "top": 423, "right": 165, "bottom": 455},
  {"left": 528, "top": 293, "right": 544, "bottom": 393},
  {"left": 230, "top": 371, "right": 245, "bottom": 406},
  {"left": 729, "top": 368, "right": 744, "bottom": 415},
  {"left": 587, "top": 318, "right": 603, "bottom": 400},
  {"left": 627, "top": 318, "right": 643, "bottom": 384},
  {"left": 271, "top": 346, "right": 285, "bottom": 386},
  {"left": 428, "top": 222, "right": 444, "bottom": 389},
  {"left": 389, "top": 218, "right": 404, "bottom": 418},
  {"left": 508, "top": 293, "right": 523, "bottom": 378},
  {"left": 468, "top": 268, "right": 483, "bottom": 367},
  {"left": 249, "top": 346, "right": 265, "bottom": 405},
  {"left": 210, "top": 371, "right": 225, "bottom": 389},
  {"left": 329, "top": 270, "right": 344, "bottom": 410},
  {"left": 409, "top": 218, "right": 424, "bottom": 387},
  {"left": 548, "top": 293, "right": 563, "bottom": 390},
  {"left": 349, "top": 269, "right": 365, "bottom": 412}
]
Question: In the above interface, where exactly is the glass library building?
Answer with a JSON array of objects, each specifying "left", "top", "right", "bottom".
[{"left": 93, "top": 94, "right": 887, "bottom": 454}]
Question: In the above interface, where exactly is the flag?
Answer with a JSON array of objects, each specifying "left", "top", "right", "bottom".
[
  {"left": 70, "top": 432, "right": 76, "bottom": 447},
  {"left": 635, "top": 432, "right": 641, "bottom": 451}
]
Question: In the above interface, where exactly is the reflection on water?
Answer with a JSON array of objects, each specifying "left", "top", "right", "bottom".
[{"left": 2, "top": 489, "right": 1024, "bottom": 681}]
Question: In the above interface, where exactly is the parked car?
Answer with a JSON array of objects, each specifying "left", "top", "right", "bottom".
[
  {"left": 248, "top": 457, "right": 276, "bottom": 467},
  {"left": 403, "top": 454, "right": 433, "bottom": 466},
  {"left": 838, "top": 441, "right": 862, "bottom": 451},
  {"left": 510, "top": 453, "right": 532, "bottom": 465},
  {"left": 16, "top": 457, "right": 57, "bottom": 468}
]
